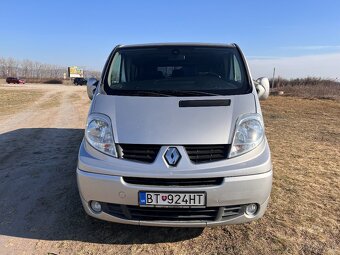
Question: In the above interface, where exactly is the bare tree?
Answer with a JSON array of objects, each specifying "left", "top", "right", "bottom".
[
  {"left": 0, "top": 56, "right": 101, "bottom": 80},
  {"left": 5, "top": 58, "right": 17, "bottom": 77},
  {"left": 0, "top": 57, "right": 6, "bottom": 77}
]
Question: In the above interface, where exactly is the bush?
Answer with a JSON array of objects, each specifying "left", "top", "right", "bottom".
[
  {"left": 269, "top": 77, "right": 340, "bottom": 100},
  {"left": 23, "top": 78, "right": 63, "bottom": 84},
  {"left": 43, "top": 79, "right": 63, "bottom": 84},
  {"left": 270, "top": 77, "right": 340, "bottom": 88}
]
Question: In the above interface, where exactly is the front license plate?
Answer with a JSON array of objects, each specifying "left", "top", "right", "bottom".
[{"left": 139, "top": 191, "right": 206, "bottom": 207}]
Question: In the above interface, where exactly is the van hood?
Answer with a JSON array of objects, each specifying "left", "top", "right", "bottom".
[{"left": 92, "top": 94, "right": 256, "bottom": 145}]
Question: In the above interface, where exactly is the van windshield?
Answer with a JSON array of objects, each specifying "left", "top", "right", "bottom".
[{"left": 104, "top": 46, "right": 251, "bottom": 96}]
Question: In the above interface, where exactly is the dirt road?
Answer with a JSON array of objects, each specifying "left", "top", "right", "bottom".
[
  {"left": 0, "top": 84, "right": 339, "bottom": 255},
  {"left": 0, "top": 84, "right": 90, "bottom": 254}
]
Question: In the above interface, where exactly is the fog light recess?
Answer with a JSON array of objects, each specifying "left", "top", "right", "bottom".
[
  {"left": 90, "top": 201, "right": 102, "bottom": 213},
  {"left": 245, "top": 203, "right": 258, "bottom": 216}
]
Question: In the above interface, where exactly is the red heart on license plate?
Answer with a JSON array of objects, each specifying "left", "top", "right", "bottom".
[{"left": 161, "top": 195, "right": 167, "bottom": 201}]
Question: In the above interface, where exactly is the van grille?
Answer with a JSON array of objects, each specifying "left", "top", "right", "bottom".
[
  {"left": 119, "top": 144, "right": 161, "bottom": 163},
  {"left": 184, "top": 144, "right": 229, "bottom": 164},
  {"left": 123, "top": 177, "right": 224, "bottom": 186},
  {"left": 101, "top": 203, "right": 244, "bottom": 222},
  {"left": 118, "top": 144, "right": 229, "bottom": 164}
]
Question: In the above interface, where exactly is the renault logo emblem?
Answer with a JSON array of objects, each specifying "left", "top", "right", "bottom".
[{"left": 164, "top": 147, "right": 181, "bottom": 166}]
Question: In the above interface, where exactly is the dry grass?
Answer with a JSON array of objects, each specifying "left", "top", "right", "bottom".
[
  {"left": 259, "top": 97, "right": 340, "bottom": 254},
  {"left": 0, "top": 88, "right": 43, "bottom": 117},
  {"left": 0, "top": 87, "right": 63, "bottom": 118},
  {"left": 38, "top": 92, "right": 63, "bottom": 109}
]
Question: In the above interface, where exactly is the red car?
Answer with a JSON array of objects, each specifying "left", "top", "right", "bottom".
[{"left": 6, "top": 77, "right": 25, "bottom": 84}]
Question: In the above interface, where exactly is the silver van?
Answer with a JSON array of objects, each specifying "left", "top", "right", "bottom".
[{"left": 78, "top": 43, "right": 272, "bottom": 227}]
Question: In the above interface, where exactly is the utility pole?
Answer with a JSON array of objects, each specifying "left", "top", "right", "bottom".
[{"left": 272, "top": 67, "right": 276, "bottom": 88}]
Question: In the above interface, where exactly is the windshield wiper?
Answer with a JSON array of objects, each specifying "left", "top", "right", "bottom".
[
  {"left": 141, "top": 90, "right": 221, "bottom": 97},
  {"left": 111, "top": 90, "right": 223, "bottom": 97},
  {"left": 113, "top": 90, "right": 171, "bottom": 97},
  {"left": 179, "top": 90, "right": 223, "bottom": 96}
]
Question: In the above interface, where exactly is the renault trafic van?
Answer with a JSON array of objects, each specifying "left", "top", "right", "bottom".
[{"left": 77, "top": 43, "right": 272, "bottom": 227}]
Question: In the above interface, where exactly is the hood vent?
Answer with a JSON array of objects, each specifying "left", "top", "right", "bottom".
[{"left": 179, "top": 99, "right": 231, "bottom": 107}]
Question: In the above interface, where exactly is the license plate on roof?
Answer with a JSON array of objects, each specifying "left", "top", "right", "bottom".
[{"left": 139, "top": 191, "right": 206, "bottom": 207}]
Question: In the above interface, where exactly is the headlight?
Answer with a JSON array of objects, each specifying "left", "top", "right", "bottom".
[
  {"left": 85, "top": 113, "right": 117, "bottom": 157},
  {"left": 229, "top": 113, "right": 264, "bottom": 158}
]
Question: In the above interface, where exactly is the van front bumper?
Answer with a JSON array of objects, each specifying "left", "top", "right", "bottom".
[
  {"left": 77, "top": 139, "right": 272, "bottom": 227},
  {"left": 77, "top": 169, "right": 272, "bottom": 227}
]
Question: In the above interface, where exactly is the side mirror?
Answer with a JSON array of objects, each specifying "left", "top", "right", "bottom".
[
  {"left": 254, "top": 77, "right": 270, "bottom": 100},
  {"left": 87, "top": 78, "right": 99, "bottom": 100}
]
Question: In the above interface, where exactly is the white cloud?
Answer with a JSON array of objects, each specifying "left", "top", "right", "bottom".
[{"left": 247, "top": 53, "right": 340, "bottom": 79}]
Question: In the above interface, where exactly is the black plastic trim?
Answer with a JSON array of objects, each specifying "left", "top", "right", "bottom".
[
  {"left": 179, "top": 99, "right": 231, "bottom": 107},
  {"left": 123, "top": 177, "right": 224, "bottom": 186},
  {"left": 101, "top": 203, "right": 245, "bottom": 222}
]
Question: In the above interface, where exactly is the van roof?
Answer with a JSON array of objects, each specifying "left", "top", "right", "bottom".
[{"left": 118, "top": 42, "right": 236, "bottom": 49}]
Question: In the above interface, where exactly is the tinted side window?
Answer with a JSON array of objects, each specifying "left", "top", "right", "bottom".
[
  {"left": 108, "top": 52, "right": 121, "bottom": 84},
  {"left": 230, "top": 55, "right": 242, "bottom": 82}
]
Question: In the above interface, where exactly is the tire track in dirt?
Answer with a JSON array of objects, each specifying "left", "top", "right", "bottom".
[
  {"left": 0, "top": 89, "right": 61, "bottom": 134},
  {"left": 0, "top": 87, "right": 67, "bottom": 167}
]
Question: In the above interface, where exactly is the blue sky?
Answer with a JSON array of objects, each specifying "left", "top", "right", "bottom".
[{"left": 1, "top": 0, "right": 340, "bottom": 78}]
